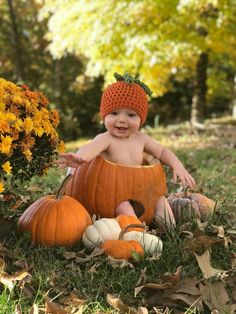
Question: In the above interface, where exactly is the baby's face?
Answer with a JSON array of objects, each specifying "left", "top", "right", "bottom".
[{"left": 104, "top": 108, "right": 141, "bottom": 138}]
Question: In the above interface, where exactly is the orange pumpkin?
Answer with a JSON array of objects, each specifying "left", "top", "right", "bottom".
[
  {"left": 167, "top": 190, "right": 215, "bottom": 220},
  {"left": 18, "top": 175, "right": 92, "bottom": 246},
  {"left": 65, "top": 156, "right": 167, "bottom": 224},
  {"left": 116, "top": 215, "right": 144, "bottom": 232},
  {"left": 101, "top": 239, "right": 144, "bottom": 260}
]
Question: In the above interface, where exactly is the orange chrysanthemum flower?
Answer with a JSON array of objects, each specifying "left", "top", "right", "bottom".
[{"left": 0, "top": 77, "right": 64, "bottom": 194}]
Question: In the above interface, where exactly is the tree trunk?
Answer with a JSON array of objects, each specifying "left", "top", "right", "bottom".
[
  {"left": 232, "top": 74, "right": 236, "bottom": 118},
  {"left": 7, "top": 0, "right": 25, "bottom": 81},
  {"left": 190, "top": 52, "right": 208, "bottom": 125}
]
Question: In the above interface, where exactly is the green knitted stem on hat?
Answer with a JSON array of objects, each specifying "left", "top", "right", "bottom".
[{"left": 114, "top": 72, "right": 153, "bottom": 97}]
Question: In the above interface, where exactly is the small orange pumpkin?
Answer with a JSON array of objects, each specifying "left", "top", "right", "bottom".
[
  {"left": 116, "top": 215, "right": 144, "bottom": 232},
  {"left": 167, "top": 190, "right": 215, "bottom": 220},
  {"left": 101, "top": 223, "right": 145, "bottom": 260},
  {"left": 18, "top": 175, "right": 92, "bottom": 246},
  {"left": 65, "top": 156, "right": 167, "bottom": 224},
  {"left": 101, "top": 239, "right": 144, "bottom": 260}
]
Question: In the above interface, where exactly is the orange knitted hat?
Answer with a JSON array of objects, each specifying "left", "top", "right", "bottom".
[{"left": 100, "top": 73, "right": 152, "bottom": 125}]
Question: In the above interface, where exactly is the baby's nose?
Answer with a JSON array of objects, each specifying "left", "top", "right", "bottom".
[{"left": 117, "top": 114, "right": 127, "bottom": 122}]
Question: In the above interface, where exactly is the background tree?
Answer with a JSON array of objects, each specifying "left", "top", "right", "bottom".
[
  {"left": 0, "top": 0, "right": 103, "bottom": 139},
  {"left": 1, "top": 0, "right": 235, "bottom": 140},
  {"left": 41, "top": 0, "right": 236, "bottom": 124}
]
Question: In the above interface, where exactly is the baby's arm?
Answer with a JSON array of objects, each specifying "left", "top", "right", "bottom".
[
  {"left": 57, "top": 133, "right": 110, "bottom": 169},
  {"left": 144, "top": 135, "right": 196, "bottom": 188}
]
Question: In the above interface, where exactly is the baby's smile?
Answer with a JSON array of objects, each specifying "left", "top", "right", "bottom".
[{"left": 116, "top": 126, "right": 128, "bottom": 131}]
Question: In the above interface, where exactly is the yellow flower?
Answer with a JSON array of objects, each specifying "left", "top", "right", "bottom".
[
  {"left": 6, "top": 112, "right": 17, "bottom": 121},
  {"left": 24, "top": 99, "right": 33, "bottom": 112},
  {"left": 34, "top": 126, "right": 44, "bottom": 137},
  {"left": 0, "top": 102, "right": 5, "bottom": 110},
  {"left": 2, "top": 161, "right": 12, "bottom": 174},
  {"left": 42, "top": 120, "right": 54, "bottom": 135},
  {"left": 50, "top": 109, "right": 60, "bottom": 127},
  {"left": 11, "top": 94, "right": 23, "bottom": 104},
  {"left": 0, "top": 119, "right": 10, "bottom": 133},
  {"left": 0, "top": 135, "right": 13, "bottom": 155},
  {"left": 23, "top": 117, "right": 33, "bottom": 134},
  {"left": 57, "top": 140, "right": 65, "bottom": 153},
  {"left": 0, "top": 181, "right": 4, "bottom": 193},
  {"left": 33, "top": 110, "right": 43, "bottom": 123},
  {"left": 14, "top": 118, "right": 23, "bottom": 131},
  {"left": 23, "top": 149, "right": 32, "bottom": 161}
]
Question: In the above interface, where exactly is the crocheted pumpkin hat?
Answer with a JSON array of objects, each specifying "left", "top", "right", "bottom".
[{"left": 100, "top": 72, "right": 152, "bottom": 125}]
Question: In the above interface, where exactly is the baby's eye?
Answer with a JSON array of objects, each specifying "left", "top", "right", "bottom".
[
  {"left": 128, "top": 113, "right": 137, "bottom": 117},
  {"left": 111, "top": 111, "right": 118, "bottom": 115}
]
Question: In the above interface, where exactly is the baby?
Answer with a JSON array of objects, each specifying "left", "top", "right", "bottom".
[{"left": 58, "top": 73, "right": 196, "bottom": 226}]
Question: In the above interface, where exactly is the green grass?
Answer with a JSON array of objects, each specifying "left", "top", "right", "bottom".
[{"left": 0, "top": 119, "right": 235, "bottom": 313}]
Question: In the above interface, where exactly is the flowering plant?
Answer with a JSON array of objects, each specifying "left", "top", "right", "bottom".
[{"left": 0, "top": 78, "right": 64, "bottom": 193}]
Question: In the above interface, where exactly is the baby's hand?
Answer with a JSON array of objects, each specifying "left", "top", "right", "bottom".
[
  {"left": 172, "top": 165, "right": 196, "bottom": 189},
  {"left": 56, "top": 153, "right": 86, "bottom": 169}
]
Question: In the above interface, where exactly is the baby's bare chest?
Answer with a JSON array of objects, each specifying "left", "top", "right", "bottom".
[{"left": 101, "top": 138, "right": 145, "bottom": 166}]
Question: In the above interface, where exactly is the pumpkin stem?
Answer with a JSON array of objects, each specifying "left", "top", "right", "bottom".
[
  {"left": 119, "top": 223, "right": 146, "bottom": 240},
  {"left": 56, "top": 174, "right": 73, "bottom": 199},
  {"left": 183, "top": 186, "right": 190, "bottom": 198}
]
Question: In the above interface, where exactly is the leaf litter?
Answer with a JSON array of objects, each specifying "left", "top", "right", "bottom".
[{"left": 1, "top": 201, "right": 236, "bottom": 313}]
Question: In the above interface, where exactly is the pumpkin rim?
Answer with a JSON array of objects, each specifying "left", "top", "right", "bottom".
[{"left": 98, "top": 155, "right": 161, "bottom": 169}]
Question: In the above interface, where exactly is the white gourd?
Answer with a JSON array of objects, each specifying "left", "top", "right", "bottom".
[
  {"left": 82, "top": 218, "right": 121, "bottom": 249},
  {"left": 124, "top": 231, "right": 163, "bottom": 255}
]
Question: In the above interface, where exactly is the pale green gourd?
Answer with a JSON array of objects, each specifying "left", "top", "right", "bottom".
[
  {"left": 82, "top": 218, "right": 121, "bottom": 249},
  {"left": 124, "top": 231, "right": 163, "bottom": 256}
]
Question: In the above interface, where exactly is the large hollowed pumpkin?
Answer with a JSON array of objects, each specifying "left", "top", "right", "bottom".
[
  {"left": 18, "top": 175, "right": 92, "bottom": 246},
  {"left": 65, "top": 156, "right": 167, "bottom": 224}
]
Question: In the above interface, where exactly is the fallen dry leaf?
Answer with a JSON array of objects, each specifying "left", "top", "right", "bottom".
[
  {"left": 70, "top": 306, "right": 84, "bottom": 314},
  {"left": 142, "top": 274, "right": 203, "bottom": 311},
  {"left": 60, "top": 291, "right": 86, "bottom": 307},
  {"left": 29, "top": 303, "right": 39, "bottom": 314},
  {"left": 137, "top": 307, "right": 149, "bottom": 314},
  {"left": 14, "top": 304, "right": 22, "bottom": 314},
  {"left": 196, "top": 220, "right": 208, "bottom": 232},
  {"left": 13, "top": 259, "right": 30, "bottom": 270},
  {"left": 106, "top": 293, "right": 143, "bottom": 314},
  {"left": 211, "top": 225, "right": 225, "bottom": 238},
  {"left": 45, "top": 300, "right": 68, "bottom": 314},
  {"left": 199, "top": 280, "right": 236, "bottom": 313},
  {"left": 194, "top": 250, "right": 227, "bottom": 279},
  {"left": 135, "top": 266, "right": 182, "bottom": 297},
  {"left": 63, "top": 251, "right": 77, "bottom": 260},
  {"left": 0, "top": 256, "right": 5, "bottom": 271},
  {"left": 232, "top": 253, "right": 236, "bottom": 270},
  {"left": 136, "top": 267, "right": 147, "bottom": 286},
  {"left": 107, "top": 255, "right": 134, "bottom": 269},
  {"left": 0, "top": 270, "right": 30, "bottom": 291},
  {"left": 183, "top": 234, "right": 223, "bottom": 253},
  {"left": 153, "top": 308, "right": 172, "bottom": 314},
  {"left": 75, "top": 248, "right": 104, "bottom": 264},
  {"left": 161, "top": 266, "right": 182, "bottom": 286}
]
